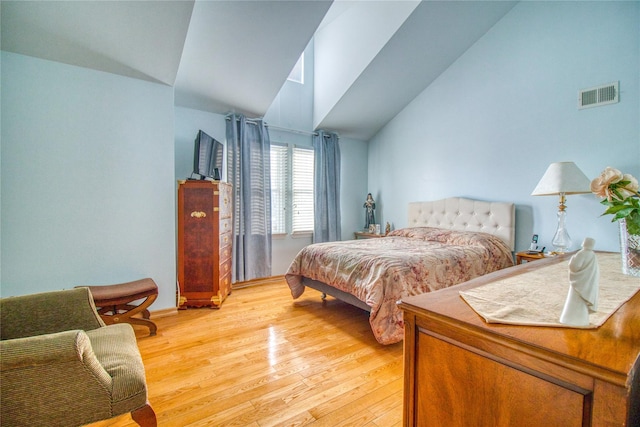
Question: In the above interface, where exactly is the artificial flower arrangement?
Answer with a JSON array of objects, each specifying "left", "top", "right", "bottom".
[{"left": 590, "top": 167, "right": 640, "bottom": 235}]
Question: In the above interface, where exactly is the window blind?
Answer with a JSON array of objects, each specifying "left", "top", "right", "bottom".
[
  {"left": 270, "top": 144, "right": 288, "bottom": 234},
  {"left": 292, "top": 146, "right": 314, "bottom": 234}
]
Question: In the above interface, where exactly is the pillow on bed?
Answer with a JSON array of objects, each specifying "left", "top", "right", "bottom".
[{"left": 388, "top": 227, "right": 509, "bottom": 251}]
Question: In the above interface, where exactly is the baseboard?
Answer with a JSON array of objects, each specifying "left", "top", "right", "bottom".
[
  {"left": 149, "top": 307, "right": 179, "bottom": 318},
  {"left": 232, "top": 275, "right": 285, "bottom": 289},
  {"left": 147, "top": 277, "right": 284, "bottom": 317}
]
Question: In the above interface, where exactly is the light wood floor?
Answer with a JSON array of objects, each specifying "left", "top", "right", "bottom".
[{"left": 87, "top": 278, "right": 404, "bottom": 427}]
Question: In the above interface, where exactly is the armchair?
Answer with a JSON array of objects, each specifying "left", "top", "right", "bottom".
[{"left": 1, "top": 287, "right": 156, "bottom": 427}]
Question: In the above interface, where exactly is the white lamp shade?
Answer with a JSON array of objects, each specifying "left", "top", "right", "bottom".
[{"left": 531, "top": 162, "right": 591, "bottom": 196}]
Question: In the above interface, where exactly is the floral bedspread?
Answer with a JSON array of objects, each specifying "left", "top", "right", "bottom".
[{"left": 284, "top": 227, "right": 514, "bottom": 345}]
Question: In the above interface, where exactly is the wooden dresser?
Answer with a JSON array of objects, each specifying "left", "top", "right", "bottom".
[
  {"left": 177, "top": 180, "right": 233, "bottom": 308},
  {"left": 398, "top": 254, "right": 640, "bottom": 427}
]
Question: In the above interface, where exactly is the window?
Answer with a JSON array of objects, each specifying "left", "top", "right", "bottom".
[
  {"left": 270, "top": 144, "right": 288, "bottom": 234},
  {"left": 270, "top": 143, "right": 314, "bottom": 234},
  {"left": 292, "top": 147, "right": 314, "bottom": 233},
  {"left": 287, "top": 54, "right": 304, "bottom": 84}
]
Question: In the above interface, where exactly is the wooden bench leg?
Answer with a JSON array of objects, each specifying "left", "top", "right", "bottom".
[
  {"left": 85, "top": 279, "right": 159, "bottom": 336},
  {"left": 127, "top": 316, "right": 158, "bottom": 336},
  {"left": 97, "top": 294, "right": 158, "bottom": 336}
]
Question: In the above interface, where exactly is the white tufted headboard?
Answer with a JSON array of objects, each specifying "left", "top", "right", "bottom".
[{"left": 407, "top": 197, "right": 515, "bottom": 251}]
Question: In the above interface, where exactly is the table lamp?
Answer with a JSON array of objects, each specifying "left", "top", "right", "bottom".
[{"left": 531, "top": 162, "right": 591, "bottom": 253}]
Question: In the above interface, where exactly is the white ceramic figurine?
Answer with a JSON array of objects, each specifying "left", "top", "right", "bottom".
[{"left": 559, "top": 237, "right": 599, "bottom": 326}]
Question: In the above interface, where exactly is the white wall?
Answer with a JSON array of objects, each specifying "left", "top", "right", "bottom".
[
  {"left": 1, "top": 52, "right": 177, "bottom": 310},
  {"left": 368, "top": 1, "right": 639, "bottom": 253}
]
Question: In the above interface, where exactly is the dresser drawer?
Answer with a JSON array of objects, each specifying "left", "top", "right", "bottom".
[
  {"left": 219, "top": 231, "right": 232, "bottom": 250},
  {"left": 219, "top": 257, "right": 232, "bottom": 278},
  {"left": 219, "top": 241, "right": 232, "bottom": 264},
  {"left": 218, "top": 183, "right": 233, "bottom": 219},
  {"left": 220, "top": 217, "right": 232, "bottom": 236}
]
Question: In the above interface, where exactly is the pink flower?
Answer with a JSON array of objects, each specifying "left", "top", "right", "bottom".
[
  {"left": 590, "top": 167, "right": 624, "bottom": 201},
  {"left": 591, "top": 167, "right": 640, "bottom": 236}
]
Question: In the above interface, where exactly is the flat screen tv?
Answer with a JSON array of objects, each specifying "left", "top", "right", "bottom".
[{"left": 193, "top": 130, "right": 223, "bottom": 180}]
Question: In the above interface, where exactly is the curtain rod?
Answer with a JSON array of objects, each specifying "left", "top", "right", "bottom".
[
  {"left": 269, "top": 124, "right": 339, "bottom": 138},
  {"left": 268, "top": 124, "right": 317, "bottom": 137},
  {"left": 225, "top": 116, "right": 306, "bottom": 133},
  {"left": 269, "top": 125, "right": 338, "bottom": 138},
  {"left": 225, "top": 116, "right": 337, "bottom": 138}
]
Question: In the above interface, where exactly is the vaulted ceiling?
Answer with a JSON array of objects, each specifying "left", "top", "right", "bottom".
[{"left": 1, "top": 1, "right": 517, "bottom": 141}]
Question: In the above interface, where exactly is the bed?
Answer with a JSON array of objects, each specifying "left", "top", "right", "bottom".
[{"left": 284, "top": 197, "right": 516, "bottom": 345}]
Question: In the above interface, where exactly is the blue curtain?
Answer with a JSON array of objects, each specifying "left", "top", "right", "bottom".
[
  {"left": 226, "top": 114, "right": 272, "bottom": 282},
  {"left": 313, "top": 130, "right": 341, "bottom": 243}
]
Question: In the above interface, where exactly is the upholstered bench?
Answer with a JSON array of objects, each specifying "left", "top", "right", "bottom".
[{"left": 84, "top": 278, "right": 159, "bottom": 336}]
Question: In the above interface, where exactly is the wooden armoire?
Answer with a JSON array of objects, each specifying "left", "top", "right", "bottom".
[{"left": 177, "top": 180, "right": 233, "bottom": 308}]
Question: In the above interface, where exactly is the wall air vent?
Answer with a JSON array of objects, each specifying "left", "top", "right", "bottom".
[{"left": 578, "top": 81, "right": 619, "bottom": 109}]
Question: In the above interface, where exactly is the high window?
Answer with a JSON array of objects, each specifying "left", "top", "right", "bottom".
[
  {"left": 270, "top": 143, "right": 314, "bottom": 235},
  {"left": 287, "top": 54, "right": 304, "bottom": 84}
]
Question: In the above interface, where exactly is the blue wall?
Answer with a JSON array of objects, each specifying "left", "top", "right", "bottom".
[
  {"left": 1, "top": 52, "right": 177, "bottom": 309},
  {"left": 368, "top": 1, "right": 639, "bottom": 253}
]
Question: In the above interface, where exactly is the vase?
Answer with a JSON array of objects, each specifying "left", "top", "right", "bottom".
[{"left": 619, "top": 219, "right": 640, "bottom": 277}]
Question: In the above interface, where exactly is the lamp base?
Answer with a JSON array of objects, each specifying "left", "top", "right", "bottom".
[{"left": 552, "top": 206, "right": 572, "bottom": 253}]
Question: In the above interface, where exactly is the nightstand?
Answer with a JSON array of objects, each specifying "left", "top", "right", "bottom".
[
  {"left": 515, "top": 251, "right": 545, "bottom": 265},
  {"left": 354, "top": 231, "right": 385, "bottom": 239}
]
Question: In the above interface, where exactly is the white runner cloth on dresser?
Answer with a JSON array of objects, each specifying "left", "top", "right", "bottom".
[{"left": 460, "top": 252, "right": 640, "bottom": 328}]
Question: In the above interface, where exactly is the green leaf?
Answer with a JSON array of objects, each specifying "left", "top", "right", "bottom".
[
  {"left": 626, "top": 212, "right": 640, "bottom": 235},
  {"left": 597, "top": 192, "right": 640, "bottom": 235},
  {"left": 603, "top": 205, "right": 633, "bottom": 215},
  {"left": 626, "top": 219, "right": 640, "bottom": 235}
]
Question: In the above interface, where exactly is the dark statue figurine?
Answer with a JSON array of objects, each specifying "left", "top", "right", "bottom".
[{"left": 363, "top": 193, "right": 376, "bottom": 230}]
